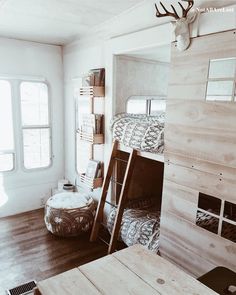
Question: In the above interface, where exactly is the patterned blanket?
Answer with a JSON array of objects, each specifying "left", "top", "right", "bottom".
[
  {"left": 110, "top": 113, "right": 165, "bottom": 153},
  {"left": 107, "top": 208, "right": 161, "bottom": 253}
]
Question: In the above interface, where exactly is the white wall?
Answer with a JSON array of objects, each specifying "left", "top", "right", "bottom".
[
  {"left": 115, "top": 55, "right": 169, "bottom": 114},
  {"left": 63, "top": 3, "right": 236, "bottom": 189},
  {"left": 0, "top": 38, "right": 64, "bottom": 217},
  {"left": 63, "top": 42, "right": 105, "bottom": 184}
]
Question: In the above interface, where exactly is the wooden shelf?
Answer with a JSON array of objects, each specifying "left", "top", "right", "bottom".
[
  {"left": 80, "top": 86, "right": 105, "bottom": 97},
  {"left": 79, "top": 131, "right": 104, "bottom": 144},
  {"left": 80, "top": 173, "right": 103, "bottom": 190}
]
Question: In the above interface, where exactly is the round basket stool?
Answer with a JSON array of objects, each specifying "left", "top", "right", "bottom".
[{"left": 44, "top": 192, "right": 96, "bottom": 237}]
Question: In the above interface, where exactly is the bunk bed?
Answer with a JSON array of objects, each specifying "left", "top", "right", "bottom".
[{"left": 104, "top": 99, "right": 166, "bottom": 253}]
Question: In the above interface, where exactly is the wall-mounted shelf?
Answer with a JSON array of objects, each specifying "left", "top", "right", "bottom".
[
  {"left": 79, "top": 131, "right": 104, "bottom": 144},
  {"left": 76, "top": 73, "right": 105, "bottom": 191},
  {"left": 80, "top": 173, "right": 103, "bottom": 190},
  {"left": 80, "top": 86, "right": 105, "bottom": 97}
]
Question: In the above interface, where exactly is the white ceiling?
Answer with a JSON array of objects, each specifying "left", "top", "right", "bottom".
[
  {"left": 0, "top": 0, "right": 235, "bottom": 46},
  {"left": 94, "top": 0, "right": 236, "bottom": 41},
  {"left": 0, "top": 0, "right": 146, "bottom": 45}
]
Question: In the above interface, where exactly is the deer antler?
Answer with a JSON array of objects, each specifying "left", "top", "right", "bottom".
[
  {"left": 155, "top": 0, "right": 194, "bottom": 19},
  {"left": 155, "top": 2, "right": 180, "bottom": 19},
  {"left": 178, "top": 0, "right": 194, "bottom": 18}
]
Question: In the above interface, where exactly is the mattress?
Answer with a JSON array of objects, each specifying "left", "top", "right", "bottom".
[
  {"left": 110, "top": 113, "right": 165, "bottom": 153},
  {"left": 107, "top": 208, "right": 161, "bottom": 253}
]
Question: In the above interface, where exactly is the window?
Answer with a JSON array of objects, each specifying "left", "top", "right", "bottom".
[
  {"left": 20, "top": 82, "right": 51, "bottom": 169},
  {"left": 127, "top": 99, "right": 147, "bottom": 114},
  {"left": 126, "top": 96, "right": 166, "bottom": 115},
  {"left": 0, "top": 80, "right": 15, "bottom": 172},
  {"left": 196, "top": 193, "right": 236, "bottom": 243},
  {"left": 206, "top": 57, "right": 236, "bottom": 102}
]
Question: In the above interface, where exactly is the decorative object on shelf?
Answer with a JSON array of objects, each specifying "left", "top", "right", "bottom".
[
  {"left": 58, "top": 179, "right": 69, "bottom": 190},
  {"left": 85, "top": 160, "right": 101, "bottom": 179},
  {"left": 155, "top": 0, "right": 198, "bottom": 51},
  {"left": 88, "top": 68, "right": 105, "bottom": 87},
  {"left": 80, "top": 160, "right": 103, "bottom": 190},
  {"left": 79, "top": 114, "right": 104, "bottom": 144},
  {"left": 44, "top": 192, "right": 96, "bottom": 237},
  {"left": 63, "top": 183, "right": 74, "bottom": 192},
  {"left": 81, "top": 114, "right": 103, "bottom": 134},
  {"left": 82, "top": 75, "right": 91, "bottom": 87}
]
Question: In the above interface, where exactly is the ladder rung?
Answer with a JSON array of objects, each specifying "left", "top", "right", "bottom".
[
  {"left": 110, "top": 177, "right": 123, "bottom": 186},
  {"left": 98, "top": 236, "right": 120, "bottom": 252},
  {"left": 114, "top": 157, "right": 128, "bottom": 163},
  {"left": 98, "top": 232, "right": 124, "bottom": 253},
  {"left": 105, "top": 200, "right": 118, "bottom": 208},
  {"left": 98, "top": 236, "right": 110, "bottom": 247}
]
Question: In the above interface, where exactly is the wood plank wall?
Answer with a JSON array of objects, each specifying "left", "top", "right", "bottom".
[{"left": 160, "top": 30, "right": 236, "bottom": 277}]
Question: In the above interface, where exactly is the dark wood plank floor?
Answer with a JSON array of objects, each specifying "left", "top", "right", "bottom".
[{"left": 0, "top": 209, "right": 107, "bottom": 294}]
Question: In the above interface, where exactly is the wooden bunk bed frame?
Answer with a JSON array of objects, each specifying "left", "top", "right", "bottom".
[
  {"left": 118, "top": 142, "right": 164, "bottom": 163},
  {"left": 90, "top": 140, "right": 164, "bottom": 254}
]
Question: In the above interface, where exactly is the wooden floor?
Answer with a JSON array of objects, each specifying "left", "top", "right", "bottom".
[{"left": 0, "top": 209, "right": 107, "bottom": 295}]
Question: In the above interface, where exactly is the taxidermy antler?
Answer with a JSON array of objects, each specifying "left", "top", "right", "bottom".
[{"left": 155, "top": 0, "right": 197, "bottom": 51}]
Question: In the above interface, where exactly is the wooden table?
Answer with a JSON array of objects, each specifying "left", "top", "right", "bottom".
[{"left": 36, "top": 245, "right": 217, "bottom": 295}]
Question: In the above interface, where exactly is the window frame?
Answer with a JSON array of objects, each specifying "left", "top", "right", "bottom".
[
  {"left": 126, "top": 95, "right": 166, "bottom": 115},
  {"left": 206, "top": 57, "right": 236, "bottom": 102},
  {"left": 75, "top": 91, "right": 93, "bottom": 175},
  {"left": 0, "top": 79, "right": 16, "bottom": 173},
  {"left": 196, "top": 193, "right": 236, "bottom": 243},
  {"left": 19, "top": 80, "right": 53, "bottom": 171}
]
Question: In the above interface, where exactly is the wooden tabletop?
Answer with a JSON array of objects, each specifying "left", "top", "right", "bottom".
[{"left": 37, "top": 245, "right": 217, "bottom": 295}]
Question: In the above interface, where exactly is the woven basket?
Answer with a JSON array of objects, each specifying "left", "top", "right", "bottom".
[{"left": 44, "top": 192, "right": 96, "bottom": 237}]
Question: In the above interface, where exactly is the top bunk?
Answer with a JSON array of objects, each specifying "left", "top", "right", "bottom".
[
  {"left": 110, "top": 95, "right": 166, "bottom": 163},
  {"left": 118, "top": 143, "right": 165, "bottom": 163}
]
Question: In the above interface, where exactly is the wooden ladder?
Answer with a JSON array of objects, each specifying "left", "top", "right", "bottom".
[{"left": 90, "top": 140, "right": 137, "bottom": 254}]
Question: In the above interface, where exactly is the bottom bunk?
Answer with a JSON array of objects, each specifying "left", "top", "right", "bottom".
[
  {"left": 105, "top": 149, "right": 164, "bottom": 253},
  {"left": 107, "top": 206, "right": 160, "bottom": 253}
]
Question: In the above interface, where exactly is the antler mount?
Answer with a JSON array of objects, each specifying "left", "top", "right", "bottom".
[{"left": 155, "top": 0, "right": 194, "bottom": 19}]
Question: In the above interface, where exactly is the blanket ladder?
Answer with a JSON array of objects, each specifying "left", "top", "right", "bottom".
[{"left": 90, "top": 140, "right": 137, "bottom": 254}]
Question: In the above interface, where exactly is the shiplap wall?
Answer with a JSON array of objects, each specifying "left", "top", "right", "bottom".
[{"left": 160, "top": 30, "right": 236, "bottom": 277}]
